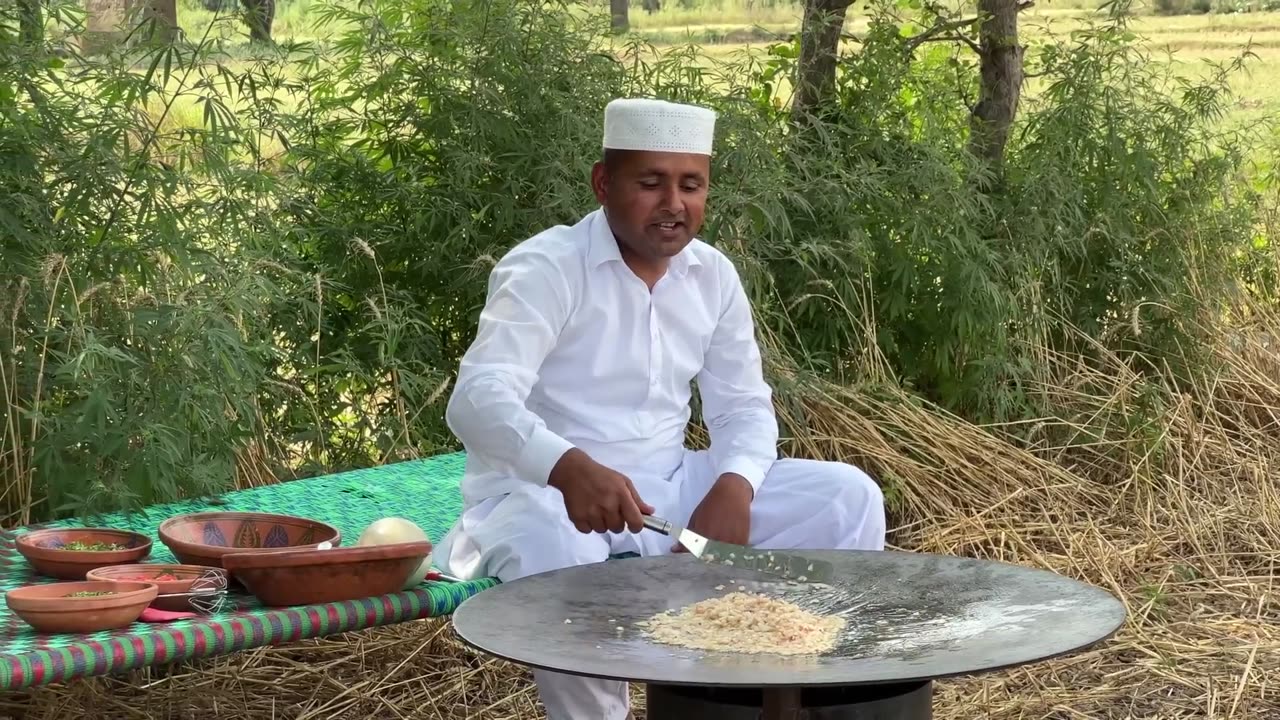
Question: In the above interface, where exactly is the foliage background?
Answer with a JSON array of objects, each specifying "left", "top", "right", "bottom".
[{"left": 0, "top": 0, "right": 1276, "bottom": 523}]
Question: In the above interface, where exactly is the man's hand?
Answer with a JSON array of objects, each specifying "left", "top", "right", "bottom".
[
  {"left": 548, "top": 449, "right": 654, "bottom": 534},
  {"left": 676, "top": 473, "right": 754, "bottom": 552}
]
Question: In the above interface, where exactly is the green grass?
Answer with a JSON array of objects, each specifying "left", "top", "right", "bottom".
[
  {"left": 630, "top": 1, "right": 1280, "bottom": 147},
  {"left": 162, "top": 0, "right": 1279, "bottom": 137}
]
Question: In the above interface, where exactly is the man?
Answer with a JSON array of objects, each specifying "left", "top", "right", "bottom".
[{"left": 434, "top": 98, "right": 886, "bottom": 720}]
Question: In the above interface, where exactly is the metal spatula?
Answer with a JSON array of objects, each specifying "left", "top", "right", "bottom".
[{"left": 642, "top": 515, "right": 834, "bottom": 584}]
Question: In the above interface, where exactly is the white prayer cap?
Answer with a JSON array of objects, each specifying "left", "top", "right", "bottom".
[{"left": 602, "top": 98, "right": 717, "bottom": 156}]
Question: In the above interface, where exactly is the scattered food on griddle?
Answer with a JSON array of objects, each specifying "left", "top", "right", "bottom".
[{"left": 638, "top": 592, "right": 844, "bottom": 656}]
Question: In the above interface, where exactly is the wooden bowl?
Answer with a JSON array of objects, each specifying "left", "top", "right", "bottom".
[
  {"left": 157, "top": 512, "right": 342, "bottom": 571},
  {"left": 5, "top": 581, "right": 158, "bottom": 633},
  {"left": 15, "top": 528, "right": 153, "bottom": 580},
  {"left": 222, "top": 541, "right": 432, "bottom": 607},
  {"left": 86, "top": 564, "right": 227, "bottom": 595}
]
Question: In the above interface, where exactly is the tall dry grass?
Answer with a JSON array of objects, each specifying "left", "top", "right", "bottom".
[{"left": 5, "top": 293, "right": 1277, "bottom": 719}]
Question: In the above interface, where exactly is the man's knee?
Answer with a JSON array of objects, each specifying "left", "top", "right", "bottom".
[
  {"left": 488, "top": 521, "right": 608, "bottom": 582},
  {"left": 805, "top": 460, "right": 885, "bottom": 550},
  {"left": 830, "top": 462, "right": 885, "bottom": 516}
]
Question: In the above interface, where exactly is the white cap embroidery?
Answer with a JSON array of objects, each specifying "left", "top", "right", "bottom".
[{"left": 602, "top": 98, "right": 717, "bottom": 156}]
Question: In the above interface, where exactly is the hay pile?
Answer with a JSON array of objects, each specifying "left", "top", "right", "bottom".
[
  {"left": 3, "top": 307, "right": 1278, "bottom": 719},
  {"left": 771, "top": 307, "right": 1280, "bottom": 718}
]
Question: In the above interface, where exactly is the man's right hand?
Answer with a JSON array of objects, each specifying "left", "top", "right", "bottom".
[{"left": 548, "top": 449, "right": 654, "bottom": 534}]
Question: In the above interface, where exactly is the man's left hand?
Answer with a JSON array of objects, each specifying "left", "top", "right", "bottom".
[{"left": 675, "top": 473, "right": 754, "bottom": 552}]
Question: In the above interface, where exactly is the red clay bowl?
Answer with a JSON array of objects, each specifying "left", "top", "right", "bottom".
[
  {"left": 222, "top": 541, "right": 432, "bottom": 607},
  {"left": 15, "top": 528, "right": 153, "bottom": 580},
  {"left": 157, "top": 512, "right": 342, "bottom": 571},
  {"left": 87, "top": 563, "right": 227, "bottom": 595},
  {"left": 5, "top": 581, "right": 158, "bottom": 633}
]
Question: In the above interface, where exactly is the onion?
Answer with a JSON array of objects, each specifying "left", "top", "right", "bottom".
[{"left": 356, "top": 517, "right": 434, "bottom": 589}]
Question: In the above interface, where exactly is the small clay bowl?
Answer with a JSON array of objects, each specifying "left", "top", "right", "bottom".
[
  {"left": 5, "top": 581, "right": 158, "bottom": 633},
  {"left": 157, "top": 512, "right": 342, "bottom": 572},
  {"left": 15, "top": 528, "right": 153, "bottom": 580},
  {"left": 223, "top": 541, "right": 432, "bottom": 607},
  {"left": 86, "top": 564, "right": 227, "bottom": 595}
]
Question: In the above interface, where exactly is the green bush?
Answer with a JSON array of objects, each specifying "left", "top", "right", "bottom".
[{"left": 0, "top": 0, "right": 1272, "bottom": 523}]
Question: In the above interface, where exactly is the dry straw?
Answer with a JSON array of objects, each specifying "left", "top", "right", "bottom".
[{"left": 3, "top": 300, "right": 1278, "bottom": 718}]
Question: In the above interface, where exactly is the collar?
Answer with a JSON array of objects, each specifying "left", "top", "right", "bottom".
[{"left": 587, "top": 207, "right": 702, "bottom": 278}]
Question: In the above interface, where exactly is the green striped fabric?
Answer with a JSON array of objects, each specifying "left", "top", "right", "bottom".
[{"left": 0, "top": 452, "right": 498, "bottom": 690}]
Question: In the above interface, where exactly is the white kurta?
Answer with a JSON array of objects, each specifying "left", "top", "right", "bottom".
[{"left": 436, "top": 207, "right": 886, "bottom": 720}]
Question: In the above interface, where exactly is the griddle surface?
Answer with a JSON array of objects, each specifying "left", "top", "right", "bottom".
[{"left": 451, "top": 550, "right": 1126, "bottom": 687}]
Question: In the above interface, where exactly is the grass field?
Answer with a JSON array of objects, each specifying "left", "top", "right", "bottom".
[
  {"left": 167, "top": 0, "right": 1280, "bottom": 152},
  {"left": 131, "top": 0, "right": 1280, "bottom": 185},
  {"left": 632, "top": 2, "right": 1280, "bottom": 133}
]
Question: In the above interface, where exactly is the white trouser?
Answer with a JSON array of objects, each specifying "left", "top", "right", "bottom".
[{"left": 435, "top": 449, "right": 887, "bottom": 720}]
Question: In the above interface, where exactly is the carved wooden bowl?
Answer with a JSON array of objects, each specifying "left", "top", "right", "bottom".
[{"left": 157, "top": 512, "right": 342, "bottom": 572}]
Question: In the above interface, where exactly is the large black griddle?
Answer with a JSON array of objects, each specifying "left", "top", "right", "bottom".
[{"left": 451, "top": 550, "right": 1126, "bottom": 718}]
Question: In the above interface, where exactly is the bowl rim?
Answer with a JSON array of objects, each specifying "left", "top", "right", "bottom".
[
  {"left": 158, "top": 512, "right": 342, "bottom": 540},
  {"left": 157, "top": 512, "right": 342, "bottom": 556},
  {"left": 16, "top": 527, "right": 153, "bottom": 548},
  {"left": 222, "top": 540, "right": 432, "bottom": 570},
  {"left": 158, "top": 511, "right": 344, "bottom": 529},
  {"left": 86, "top": 561, "right": 225, "bottom": 576},
  {"left": 5, "top": 580, "right": 159, "bottom": 610},
  {"left": 86, "top": 563, "right": 227, "bottom": 580}
]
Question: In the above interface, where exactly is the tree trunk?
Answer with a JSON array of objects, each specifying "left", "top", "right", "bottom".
[
  {"left": 610, "top": 0, "right": 629, "bottom": 32},
  {"left": 793, "top": 0, "right": 853, "bottom": 122},
  {"left": 82, "top": 0, "right": 130, "bottom": 54},
  {"left": 967, "top": 0, "right": 1024, "bottom": 170},
  {"left": 18, "top": 0, "right": 42, "bottom": 46},
  {"left": 139, "top": 0, "right": 178, "bottom": 44},
  {"left": 241, "top": 0, "right": 274, "bottom": 43}
]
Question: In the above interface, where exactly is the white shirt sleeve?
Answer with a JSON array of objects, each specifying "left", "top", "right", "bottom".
[
  {"left": 696, "top": 259, "right": 779, "bottom": 495},
  {"left": 445, "top": 247, "right": 576, "bottom": 486}
]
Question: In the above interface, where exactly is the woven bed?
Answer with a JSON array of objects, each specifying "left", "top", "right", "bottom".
[{"left": 0, "top": 452, "right": 498, "bottom": 691}]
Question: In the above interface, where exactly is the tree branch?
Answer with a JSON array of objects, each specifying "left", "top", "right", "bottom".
[
  {"left": 912, "top": 32, "right": 982, "bottom": 55},
  {"left": 903, "top": 0, "right": 1035, "bottom": 56},
  {"left": 903, "top": 16, "right": 980, "bottom": 54}
]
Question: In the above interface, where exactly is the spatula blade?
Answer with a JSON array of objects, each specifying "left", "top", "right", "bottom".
[
  {"left": 696, "top": 537, "right": 835, "bottom": 584},
  {"left": 654, "top": 518, "right": 833, "bottom": 583}
]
